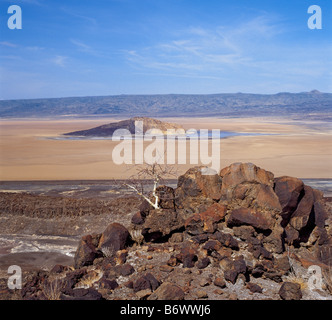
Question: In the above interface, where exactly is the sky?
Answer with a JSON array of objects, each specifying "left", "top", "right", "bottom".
[{"left": 0, "top": 0, "right": 331, "bottom": 99}]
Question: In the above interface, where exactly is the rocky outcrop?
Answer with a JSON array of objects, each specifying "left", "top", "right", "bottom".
[{"left": 18, "top": 162, "right": 332, "bottom": 301}]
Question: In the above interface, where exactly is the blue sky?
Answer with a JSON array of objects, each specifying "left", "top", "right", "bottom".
[{"left": 0, "top": 0, "right": 331, "bottom": 99}]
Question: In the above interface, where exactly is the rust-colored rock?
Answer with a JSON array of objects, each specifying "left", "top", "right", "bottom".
[
  {"left": 219, "top": 163, "right": 281, "bottom": 211},
  {"left": 220, "top": 163, "right": 274, "bottom": 194},
  {"left": 156, "top": 185, "right": 176, "bottom": 210},
  {"left": 184, "top": 203, "right": 227, "bottom": 235},
  {"left": 176, "top": 243, "right": 198, "bottom": 268},
  {"left": 98, "top": 223, "right": 130, "bottom": 252},
  {"left": 279, "top": 282, "right": 302, "bottom": 300},
  {"left": 149, "top": 282, "right": 185, "bottom": 300},
  {"left": 133, "top": 273, "right": 160, "bottom": 293},
  {"left": 142, "top": 209, "right": 184, "bottom": 241},
  {"left": 289, "top": 185, "right": 314, "bottom": 231},
  {"left": 74, "top": 234, "right": 102, "bottom": 269},
  {"left": 274, "top": 176, "right": 304, "bottom": 216},
  {"left": 131, "top": 211, "right": 145, "bottom": 225},
  {"left": 227, "top": 208, "right": 273, "bottom": 231},
  {"left": 175, "top": 166, "right": 222, "bottom": 212}
]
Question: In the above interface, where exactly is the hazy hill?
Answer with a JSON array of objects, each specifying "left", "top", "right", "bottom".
[
  {"left": 0, "top": 91, "right": 331, "bottom": 120},
  {"left": 64, "top": 117, "right": 184, "bottom": 136}
]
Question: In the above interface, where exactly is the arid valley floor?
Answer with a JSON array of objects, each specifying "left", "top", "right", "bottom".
[{"left": 0, "top": 117, "right": 331, "bottom": 180}]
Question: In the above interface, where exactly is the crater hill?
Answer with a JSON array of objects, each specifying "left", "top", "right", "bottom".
[{"left": 64, "top": 117, "right": 184, "bottom": 137}]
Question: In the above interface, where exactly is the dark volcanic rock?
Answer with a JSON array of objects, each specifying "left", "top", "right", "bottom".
[
  {"left": 21, "top": 271, "right": 49, "bottom": 300},
  {"left": 176, "top": 243, "right": 198, "bottom": 268},
  {"left": 223, "top": 256, "right": 247, "bottom": 284},
  {"left": 184, "top": 203, "right": 227, "bottom": 235},
  {"left": 133, "top": 273, "right": 160, "bottom": 293},
  {"left": 63, "top": 269, "right": 87, "bottom": 294},
  {"left": 247, "top": 283, "right": 263, "bottom": 293},
  {"left": 274, "top": 176, "right": 304, "bottom": 217},
  {"left": 142, "top": 209, "right": 184, "bottom": 241},
  {"left": 62, "top": 288, "right": 104, "bottom": 300},
  {"left": 227, "top": 208, "right": 272, "bottom": 231},
  {"left": 131, "top": 211, "right": 146, "bottom": 225},
  {"left": 219, "top": 163, "right": 282, "bottom": 212},
  {"left": 196, "top": 257, "right": 210, "bottom": 269},
  {"left": 16, "top": 162, "right": 332, "bottom": 301},
  {"left": 156, "top": 185, "right": 176, "bottom": 210},
  {"left": 74, "top": 234, "right": 102, "bottom": 269},
  {"left": 148, "top": 282, "right": 185, "bottom": 300},
  {"left": 98, "top": 223, "right": 130, "bottom": 252},
  {"left": 220, "top": 163, "right": 274, "bottom": 195},
  {"left": 175, "top": 166, "right": 221, "bottom": 212},
  {"left": 289, "top": 186, "right": 315, "bottom": 231},
  {"left": 212, "top": 231, "right": 239, "bottom": 250},
  {"left": 279, "top": 282, "right": 302, "bottom": 300},
  {"left": 98, "top": 277, "right": 119, "bottom": 290}
]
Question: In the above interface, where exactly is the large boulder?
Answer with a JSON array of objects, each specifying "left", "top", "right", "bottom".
[
  {"left": 219, "top": 163, "right": 281, "bottom": 211},
  {"left": 274, "top": 176, "right": 304, "bottom": 218},
  {"left": 176, "top": 242, "right": 198, "bottom": 268},
  {"left": 141, "top": 209, "right": 184, "bottom": 242},
  {"left": 279, "top": 282, "right": 302, "bottom": 300},
  {"left": 133, "top": 273, "right": 160, "bottom": 293},
  {"left": 98, "top": 223, "right": 130, "bottom": 252},
  {"left": 220, "top": 163, "right": 274, "bottom": 193},
  {"left": 175, "top": 166, "right": 222, "bottom": 212},
  {"left": 156, "top": 185, "right": 176, "bottom": 210},
  {"left": 74, "top": 234, "right": 102, "bottom": 269},
  {"left": 226, "top": 208, "right": 273, "bottom": 231},
  {"left": 289, "top": 185, "right": 315, "bottom": 231},
  {"left": 148, "top": 282, "right": 185, "bottom": 300}
]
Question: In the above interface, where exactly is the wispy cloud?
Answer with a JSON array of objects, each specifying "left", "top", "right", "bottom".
[
  {"left": 70, "top": 39, "right": 102, "bottom": 57},
  {"left": 124, "top": 15, "right": 282, "bottom": 75},
  {"left": 26, "top": 46, "right": 45, "bottom": 51},
  {"left": 61, "top": 6, "right": 98, "bottom": 28},
  {"left": 124, "top": 13, "right": 324, "bottom": 86},
  {"left": 0, "top": 41, "right": 18, "bottom": 48},
  {"left": 52, "top": 55, "right": 68, "bottom": 67},
  {"left": 2, "top": 0, "right": 44, "bottom": 6}
]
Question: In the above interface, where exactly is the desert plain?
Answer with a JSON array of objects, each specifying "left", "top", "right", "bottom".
[{"left": 0, "top": 117, "right": 331, "bottom": 181}]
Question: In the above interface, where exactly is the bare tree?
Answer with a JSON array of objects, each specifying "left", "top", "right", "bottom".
[{"left": 125, "top": 163, "right": 177, "bottom": 209}]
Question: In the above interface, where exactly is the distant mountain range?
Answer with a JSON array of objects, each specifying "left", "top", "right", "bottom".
[
  {"left": 0, "top": 90, "right": 331, "bottom": 120},
  {"left": 64, "top": 117, "right": 184, "bottom": 136}
]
